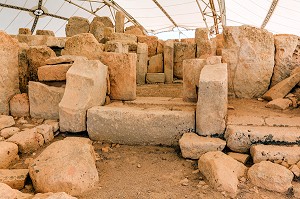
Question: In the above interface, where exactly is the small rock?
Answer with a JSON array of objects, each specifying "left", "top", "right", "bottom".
[
  {"left": 101, "top": 146, "right": 110, "bottom": 153},
  {"left": 257, "top": 98, "right": 264, "bottom": 101},
  {"left": 239, "top": 177, "right": 246, "bottom": 183},
  {"left": 17, "top": 117, "right": 28, "bottom": 124},
  {"left": 43, "top": 120, "right": 59, "bottom": 132},
  {"left": 290, "top": 165, "right": 300, "bottom": 177},
  {"left": 227, "top": 152, "right": 250, "bottom": 164},
  {"left": 0, "top": 115, "right": 15, "bottom": 130},
  {"left": 180, "top": 178, "right": 189, "bottom": 186},
  {"left": 9, "top": 93, "right": 30, "bottom": 117},
  {"left": 24, "top": 158, "right": 34, "bottom": 166},
  {"left": 0, "top": 141, "right": 19, "bottom": 169},
  {"left": 265, "top": 98, "right": 292, "bottom": 110},
  {"left": 0, "top": 127, "right": 20, "bottom": 139},
  {"left": 202, "top": 185, "right": 209, "bottom": 189},
  {"left": 192, "top": 169, "right": 199, "bottom": 174},
  {"left": 198, "top": 180, "right": 206, "bottom": 186},
  {"left": 281, "top": 161, "right": 290, "bottom": 168},
  {"left": 228, "top": 105, "right": 235, "bottom": 110},
  {"left": 22, "top": 124, "right": 36, "bottom": 128},
  {"left": 36, "top": 124, "right": 54, "bottom": 144},
  {"left": 0, "top": 137, "right": 4, "bottom": 141},
  {"left": 0, "top": 169, "right": 29, "bottom": 190},
  {"left": 0, "top": 182, "right": 33, "bottom": 199},
  {"left": 137, "top": 164, "right": 141, "bottom": 168}
]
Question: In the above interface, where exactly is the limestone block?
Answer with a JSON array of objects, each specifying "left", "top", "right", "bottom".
[
  {"left": 196, "top": 64, "right": 228, "bottom": 136},
  {"left": 225, "top": 125, "right": 300, "bottom": 153},
  {"left": 0, "top": 31, "right": 20, "bottom": 115},
  {"left": 7, "top": 128, "right": 44, "bottom": 153},
  {"left": 98, "top": 52, "right": 136, "bottom": 100},
  {"left": 136, "top": 43, "right": 148, "bottom": 85},
  {"left": 18, "top": 43, "right": 30, "bottom": 93},
  {"left": 36, "top": 30, "right": 55, "bottom": 36},
  {"left": 91, "top": 16, "right": 114, "bottom": 28},
  {"left": 294, "top": 183, "right": 300, "bottom": 199},
  {"left": 206, "top": 56, "right": 222, "bottom": 65},
  {"left": 63, "top": 137, "right": 92, "bottom": 145},
  {"left": 195, "top": 28, "right": 215, "bottom": 58},
  {"left": 0, "top": 182, "right": 32, "bottom": 199},
  {"left": 115, "top": 11, "right": 125, "bottom": 33},
  {"left": 174, "top": 42, "right": 196, "bottom": 79},
  {"left": 0, "top": 142, "right": 19, "bottom": 169},
  {"left": 32, "top": 192, "right": 77, "bottom": 199},
  {"left": 27, "top": 46, "right": 56, "bottom": 81},
  {"left": 0, "top": 115, "right": 15, "bottom": 131},
  {"left": 157, "top": 40, "right": 164, "bottom": 54},
  {"left": 227, "top": 115, "right": 265, "bottom": 126},
  {"left": 38, "top": 64, "right": 73, "bottom": 81},
  {"left": 59, "top": 59, "right": 108, "bottom": 132},
  {"left": 105, "top": 41, "right": 129, "bottom": 53},
  {"left": 45, "top": 55, "right": 79, "bottom": 65},
  {"left": 28, "top": 81, "right": 65, "bottom": 120},
  {"left": 0, "top": 127, "right": 20, "bottom": 139},
  {"left": 222, "top": 26, "right": 274, "bottom": 98},
  {"left": 164, "top": 40, "right": 174, "bottom": 84},
  {"left": 148, "top": 54, "right": 163, "bottom": 73},
  {"left": 17, "top": 35, "right": 66, "bottom": 48},
  {"left": 9, "top": 93, "right": 30, "bottom": 117},
  {"left": 137, "top": 35, "right": 158, "bottom": 57},
  {"left": 0, "top": 169, "right": 28, "bottom": 190},
  {"left": 250, "top": 145, "right": 300, "bottom": 165},
  {"left": 248, "top": 161, "right": 293, "bottom": 193},
  {"left": 87, "top": 105, "right": 195, "bottom": 146},
  {"left": 125, "top": 26, "right": 144, "bottom": 36},
  {"left": 182, "top": 59, "right": 206, "bottom": 102},
  {"left": 36, "top": 124, "right": 54, "bottom": 144},
  {"left": 198, "top": 151, "right": 247, "bottom": 197},
  {"left": 179, "top": 133, "right": 226, "bottom": 159},
  {"left": 146, "top": 73, "right": 165, "bottom": 84},
  {"left": 62, "top": 33, "right": 104, "bottom": 60},
  {"left": 227, "top": 152, "right": 250, "bottom": 164},
  {"left": 43, "top": 120, "right": 59, "bottom": 132},
  {"left": 29, "top": 140, "right": 98, "bottom": 195},
  {"left": 181, "top": 38, "right": 195, "bottom": 44},
  {"left": 271, "top": 34, "right": 299, "bottom": 87},
  {"left": 18, "top": 28, "right": 31, "bottom": 35},
  {"left": 65, "top": 16, "right": 90, "bottom": 37},
  {"left": 89, "top": 21, "right": 105, "bottom": 42},
  {"left": 265, "top": 98, "right": 292, "bottom": 110}
]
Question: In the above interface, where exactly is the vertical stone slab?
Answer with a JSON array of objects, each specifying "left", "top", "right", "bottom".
[
  {"left": 148, "top": 54, "right": 163, "bottom": 73},
  {"left": 195, "top": 28, "right": 214, "bottom": 58},
  {"left": 174, "top": 42, "right": 196, "bottom": 79},
  {"left": 164, "top": 40, "right": 174, "bottom": 84},
  {"left": 65, "top": 16, "right": 90, "bottom": 37},
  {"left": 115, "top": 11, "right": 125, "bottom": 33},
  {"left": 183, "top": 59, "right": 206, "bottom": 102},
  {"left": 0, "top": 31, "right": 20, "bottom": 115},
  {"left": 137, "top": 36, "right": 158, "bottom": 57},
  {"left": 136, "top": 43, "right": 148, "bottom": 85},
  {"left": 18, "top": 43, "right": 30, "bottom": 93},
  {"left": 98, "top": 52, "right": 137, "bottom": 100},
  {"left": 59, "top": 59, "right": 108, "bottom": 132},
  {"left": 196, "top": 63, "right": 228, "bottom": 136}
]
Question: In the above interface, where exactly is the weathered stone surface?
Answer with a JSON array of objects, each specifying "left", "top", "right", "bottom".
[
  {"left": 222, "top": 25, "right": 274, "bottom": 98},
  {"left": 98, "top": 52, "right": 136, "bottom": 100},
  {"left": 198, "top": 151, "right": 247, "bottom": 197},
  {"left": 62, "top": 33, "right": 104, "bottom": 60},
  {"left": 45, "top": 55, "right": 79, "bottom": 65},
  {"left": 0, "top": 169, "right": 28, "bottom": 190},
  {"left": 164, "top": 40, "right": 174, "bottom": 83},
  {"left": 265, "top": 116, "right": 300, "bottom": 127},
  {"left": 0, "top": 31, "right": 20, "bottom": 115},
  {"left": 36, "top": 124, "right": 54, "bottom": 144},
  {"left": 0, "top": 142, "right": 19, "bottom": 169},
  {"left": 110, "top": 33, "right": 137, "bottom": 42},
  {"left": 146, "top": 73, "right": 165, "bottom": 84},
  {"left": 227, "top": 152, "right": 250, "bottom": 164},
  {"left": 182, "top": 59, "right": 206, "bottom": 102},
  {"left": 43, "top": 120, "right": 59, "bottom": 132},
  {"left": 9, "top": 93, "right": 30, "bottom": 117},
  {"left": 248, "top": 161, "right": 293, "bottom": 193},
  {"left": 18, "top": 43, "right": 30, "bottom": 93},
  {"left": 137, "top": 36, "right": 158, "bottom": 57},
  {"left": 206, "top": 56, "right": 222, "bottom": 65},
  {"left": 115, "top": 11, "right": 125, "bottom": 33},
  {"left": 66, "top": 16, "right": 90, "bottom": 37},
  {"left": 225, "top": 125, "right": 300, "bottom": 153},
  {"left": 271, "top": 34, "right": 299, "bottom": 87},
  {"left": 32, "top": 192, "right": 77, "bottom": 199},
  {"left": 63, "top": 137, "right": 92, "bottom": 145},
  {"left": 0, "top": 182, "right": 32, "bottom": 199},
  {"left": 265, "top": 98, "right": 292, "bottom": 110},
  {"left": 125, "top": 27, "right": 144, "bottom": 36},
  {"left": 195, "top": 28, "right": 215, "bottom": 58},
  {"left": 59, "top": 59, "right": 107, "bottom": 132},
  {"left": 89, "top": 20, "right": 105, "bottom": 42},
  {"left": 36, "top": 30, "right": 55, "bottom": 36},
  {"left": 263, "top": 69, "right": 300, "bottom": 101},
  {"left": 0, "top": 115, "right": 15, "bottom": 131},
  {"left": 290, "top": 165, "right": 300, "bottom": 177},
  {"left": 38, "top": 64, "right": 72, "bottom": 81},
  {"left": 157, "top": 40, "right": 164, "bottom": 54},
  {"left": 250, "top": 145, "right": 300, "bottom": 165},
  {"left": 136, "top": 43, "right": 148, "bottom": 85},
  {"left": 196, "top": 64, "right": 228, "bottom": 136},
  {"left": 87, "top": 105, "right": 195, "bottom": 146},
  {"left": 227, "top": 115, "right": 265, "bottom": 126},
  {"left": 28, "top": 81, "right": 65, "bottom": 120},
  {"left": 179, "top": 133, "right": 226, "bottom": 159},
  {"left": 29, "top": 139, "right": 98, "bottom": 195},
  {"left": 0, "top": 127, "right": 20, "bottom": 139},
  {"left": 294, "top": 183, "right": 300, "bottom": 199},
  {"left": 174, "top": 42, "right": 196, "bottom": 79},
  {"left": 148, "top": 54, "right": 163, "bottom": 73},
  {"left": 91, "top": 16, "right": 113, "bottom": 28},
  {"left": 27, "top": 46, "right": 56, "bottom": 81},
  {"left": 18, "top": 28, "right": 31, "bottom": 35},
  {"left": 105, "top": 41, "right": 128, "bottom": 53},
  {"left": 7, "top": 128, "right": 44, "bottom": 153},
  {"left": 17, "top": 35, "right": 66, "bottom": 48}
]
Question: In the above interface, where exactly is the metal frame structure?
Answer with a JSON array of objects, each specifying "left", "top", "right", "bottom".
[{"left": 261, "top": 0, "right": 279, "bottom": 29}]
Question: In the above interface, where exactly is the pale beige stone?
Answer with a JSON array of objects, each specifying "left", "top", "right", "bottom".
[
  {"left": 146, "top": 73, "right": 165, "bottom": 84},
  {"left": 29, "top": 140, "right": 98, "bottom": 195},
  {"left": 0, "top": 127, "right": 20, "bottom": 139},
  {"left": 290, "top": 165, "right": 300, "bottom": 177},
  {"left": 0, "top": 115, "right": 15, "bottom": 131},
  {"left": 43, "top": 120, "right": 59, "bottom": 132},
  {"left": 65, "top": 16, "right": 90, "bottom": 37},
  {"left": 9, "top": 93, "right": 30, "bottom": 117},
  {"left": 265, "top": 116, "right": 300, "bottom": 127},
  {"left": 0, "top": 169, "right": 28, "bottom": 190},
  {"left": 136, "top": 43, "right": 148, "bottom": 85},
  {"left": 294, "top": 183, "right": 300, "bottom": 199},
  {"left": 91, "top": 16, "right": 113, "bottom": 28},
  {"left": 110, "top": 33, "right": 137, "bottom": 42},
  {"left": 195, "top": 28, "right": 215, "bottom": 58},
  {"left": 148, "top": 54, "right": 163, "bottom": 73},
  {"left": 17, "top": 35, "right": 66, "bottom": 48},
  {"left": 164, "top": 40, "right": 174, "bottom": 84},
  {"left": 0, "top": 182, "right": 32, "bottom": 199},
  {"left": 248, "top": 161, "right": 294, "bottom": 193},
  {"left": 32, "top": 192, "right": 77, "bottom": 199},
  {"left": 179, "top": 133, "right": 226, "bottom": 159},
  {"left": 36, "top": 124, "right": 54, "bottom": 144},
  {"left": 0, "top": 142, "right": 19, "bottom": 169},
  {"left": 226, "top": 115, "right": 265, "bottom": 126},
  {"left": 137, "top": 35, "right": 158, "bottom": 57},
  {"left": 38, "top": 64, "right": 72, "bottom": 81},
  {"left": 105, "top": 41, "right": 128, "bottom": 53},
  {"left": 125, "top": 26, "right": 144, "bottom": 36},
  {"left": 45, "top": 55, "right": 79, "bottom": 65},
  {"left": 89, "top": 20, "right": 105, "bottom": 42},
  {"left": 36, "top": 30, "right": 55, "bottom": 36},
  {"left": 206, "top": 56, "right": 222, "bottom": 65},
  {"left": 265, "top": 98, "right": 292, "bottom": 110},
  {"left": 115, "top": 11, "right": 125, "bottom": 33},
  {"left": 227, "top": 152, "right": 250, "bottom": 164},
  {"left": 156, "top": 40, "right": 164, "bottom": 54}
]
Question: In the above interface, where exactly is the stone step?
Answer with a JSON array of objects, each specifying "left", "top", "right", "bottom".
[{"left": 136, "top": 83, "right": 182, "bottom": 98}]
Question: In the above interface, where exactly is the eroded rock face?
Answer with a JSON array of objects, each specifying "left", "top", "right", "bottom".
[
  {"left": 0, "top": 31, "right": 20, "bottom": 115},
  {"left": 18, "top": 43, "right": 30, "bottom": 93},
  {"left": 0, "top": 142, "right": 19, "bottom": 169},
  {"left": 9, "top": 93, "right": 30, "bottom": 117},
  {"left": 29, "top": 139, "right": 98, "bottom": 196},
  {"left": 91, "top": 16, "right": 114, "bottom": 28},
  {"left": 0, "top": 182, "right": 32, "bottom": 199},
  {"left": 32, "top": 192, "right": 77, "bottom": 199},
  {"left": 65, "top": 16, "right": 90, "bottom": 37},
  {"left": 222, "top": 25, "right": 274, "bottom": 98}
]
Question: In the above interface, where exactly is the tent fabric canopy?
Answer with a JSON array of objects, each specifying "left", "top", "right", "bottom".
[{"left": 0, "top": 0, "right": 299, "bottom": 39}]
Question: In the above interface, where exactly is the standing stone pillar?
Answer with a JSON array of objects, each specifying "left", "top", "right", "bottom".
[
  {"left": 196, "top": 63, "right": 228, "bottom": 136},
  {"left": 136, "top": 43, "right": 148, "bottom": 84},
  {"left": 164, "top": 40, "right": 174, "bottom": 83},
  {"left": 115, "top": 11, "right": 125, "bottom": 33},
  {"left": 0, "top": 31, "right": 20, "bottom": 115},
  {"left": 195, "top": 28, "right": 214, "bottom": 58}
]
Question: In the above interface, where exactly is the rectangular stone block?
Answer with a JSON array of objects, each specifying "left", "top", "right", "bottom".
[
  {"left": 105, "top": 41, "right": 128, "bottom": 53},
  {"left": 59, "top": 59, "right": 108, "bottom": 132},
  {"left": 136, "top": 43, "right": 148, "bottom": 85},
  {"left": 110, "top": 33, "right": 137, "bottom": 42},
  {"left": 115, "top": 11, "right": 125, "bottom": 33},
  {"left": 87, "top": 105, "right": 195, "bottom": 146},
  {"left": 146, "top": 73, "right": 165, "bottom": 84},
  {"left": 195, "top": 28, "right": 214, "bottom": 58},
  {"left": 164, "top": 40, "right": 174, "bottom": 83},
  {"left": 0, "top": 169, "right": 29, "bottom": 190},
  {"left": 28, "top": 81, "right": 65, "bottom": 120},
  {"left": 174, "top": 42, "right": 196, "bottom": 79},
  {"left": 38, "top": 64, "right": 72, "bottom": 81},
  {"left": 148, "top": 54, "right": 163, "bottom": 73},
  {"left": 196, "top": 64, "right": 228, "bottom": 136},
  {"left": 137, "top": 36, "right": 158, "bottom": 57},
  {"left": 98, "top": 52, "right": 137, "bottom": 100}
]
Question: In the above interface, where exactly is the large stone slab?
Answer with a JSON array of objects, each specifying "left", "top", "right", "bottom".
[
  {"left": 9, "top": 93, "right": 30, "bottom": 117},
  {"left": 29, "top": 139, "right": 98, "bottom": 195},
  {"left": 195, "top": 28, "right": 215, "bottom": 58},
  {"left": 110, "top": 33, "right": 137, "bottom": 42},
  {"left": 0, "top": 182, "right": 32, "bottom": 199},
  {"left": 87, "top": 105, "right": 195, "bottom": 146},
  {"left": 115, "top": 11, "right": 125, "bottom": 33},
  {"left": 0, "top": 169, "right": 28, "bottom": 190},
  {"left": 222, "top": 25, "right": 274, "bottom": 98},
  {"left": 146, "top": 73, "right": 165, "bottom": 84},
  {"left": 18, "top": 43, "right": 30, "bottom": 93},
  {"left": 164, "top": 40, "right": 174, "bottom": 83},
  {"left": 32, "top": 192, "right": 77, "bottom": 199},
  {"left": 0, "top": 142, "right": 19, "bottom": 169},
  {"left": 148, "top": 54, "right": 163, "bottom": 73},
  {"left": 65, "top": 16, "right": 90, "bottom": 37},
  {"left": 91, "top": 16, "right": 114, "bottom": 28},
  {"left": 17, "top": 35, "right": 66, "bottom": 48},
  {"left": 196, "top": 64, "right": 228, "bottom": 136},
  {"left": 0, "top": 31, "right": 20, "bottom": 115},
  {"left": 45, "top": 55, "right": 78, "bottom": 65},
  {"left": 98, "top": 52, "right": 136, "bottom": 100},
  {"left": 38, "top": 64, "right": 73, "bottom": 81},
  {"left": 59, "top": 59, "right": 107, "bottom": 132},
  {"left": 225, "top": 125, "right": 300, "bottom": 153},
  {"left": 136, "top": 43, "right": 148, "bottom": 84},
  {"left": 28, "top": 81, "right": 65, "bottom": 120},
  {"left": 137, "top": 36, "right": 158, "bottom": 57}
]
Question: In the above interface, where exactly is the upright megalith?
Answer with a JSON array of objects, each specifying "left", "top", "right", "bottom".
[
  {"left": 65, "top": 16, "right": 90, "bottom": 37},
  {"left": 136, "top": 43, "right": 148, "bottom": 85},
  {"left": 0, "top": 31, "right": 20, "bottom": 115},
  {"left": 115, "top": 11, "right": 125, "bottom": 33},
  {"left": 164, "top": 40, "right": 174, "bottom": 84},
  {"left": 59, "top": 59, "right": 108, "bottom": 132},
  {"left": 195, "top": 28, "right": 215, "bottom": 58}
]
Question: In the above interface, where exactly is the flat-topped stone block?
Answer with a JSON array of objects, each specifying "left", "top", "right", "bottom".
[
  {"left": 146, "top": 73, "right": 165, "bottom": 84},
  {"left": 38, "top": 64, "right": 72, "bottom": 81}
]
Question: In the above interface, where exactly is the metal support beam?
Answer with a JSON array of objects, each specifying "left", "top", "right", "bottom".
[
  {"left": 195, "top": 0, "right": 210, "bottom": 33},
  {"left": 261, "top": 0, "right": 279, "bottom": 29},
  {"left": 151, "top": 0, "right": 178, "bottom": 27},
  {"left": 64, "top": 0, "right": 100, "bottom": 17},
  {"left": 209, "top": 0, "right": 219, "bottom": 34}
]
